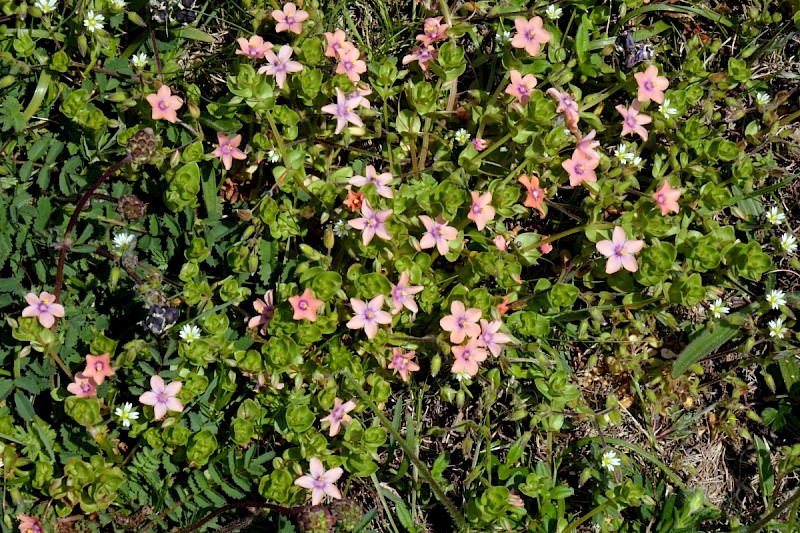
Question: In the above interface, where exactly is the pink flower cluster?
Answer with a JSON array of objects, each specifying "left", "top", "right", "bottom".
[
  {"left": 402, "top": 17, "right": 450, "bottom": 71},
  {"left": 67, "top": 353, "right": 115, "bottom": 398},
  {"left": 440, "top": 301, "right": 511, "bottom": 377},
  {"left": 325, "top": 29, "right": 367, "bottom": 83}
]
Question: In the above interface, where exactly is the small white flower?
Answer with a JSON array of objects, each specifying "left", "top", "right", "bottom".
[
  {"left": 765, "top": 207, "right": 786, "bottom": 225},
  {"left": 496, "top": 30, "right": 512, "bottom": 47},
  {"left": 766, "top": 290, "right": 786, "bottom": 310},
  {"left": 131, "top": 53, "right": 148, "bottom": 70},
  {"left": 110, "top": 0, "right": 126, "bottom": 9},
  {"left": 115, "top": 402, "right": 140, "bottom": 428},
  {"left": 113, "top": 232, "right": 136, "bottom": 252},
  {"left": 332, "top": 220, "right": 350, "bottom": 237},
  {"left": 779, "top": 233, "right": 797, "bottom": 255},
  {"left": 454, "top": 371, "right": 473, "bottom": 382},
  {"left": 755, "top": 92, "right": 770, "bottom": 106},
  {"left": 659, "top": 98, "right": 677, "bottom": 118},
  {"left": 454, "top": 128, "right": 471, "bottom": 145},
  {"left": 709, "top": 299, "right": 730, "bottom": 319},
  {"left": 179, "top": 324, "right": 202, "bottom": 343},
  {"left": 83, "top": 10, "right": 105, "bottom": 33},
  {"left": 631, "top": 156, "right": 644, "bottom": 168},
  {"left": 34, "top": 0, "right": 58, "bottom": 14},
  {"left": 601, "top": 450, "right": 621, "bottom": 472},
  {"left": 0, "top": 458, "right": 4, "bottom": 468},
  {"left": 768, "top": 318, "right": 788, "bottom": 339},
  {"left": 267, "top": 149, "right": 280, "bottom": 163},
  {"left": 545, "top": 5, "right": 562, "bottom": 20},
  {"left": 614, "top": 144, "right": 635, "bottom": 163}
]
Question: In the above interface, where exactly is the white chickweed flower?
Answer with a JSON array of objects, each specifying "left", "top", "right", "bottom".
[
  {"left": 110, "top": 0, "right": 126, "bottom": 9},
  {"left": 267, "top": 149, "right": 280, "bottom": 163},
  {"left": 179, "top": 324, "right": 202, "bottom": 344},
  {"left": 83, "top": 11, "right": 105, "bottom": 33},
  {"left": 601, "top": 450, "right": 621, "bottom": 472},
  {"left": 115, "top": 402, "right": 140, "bottom": 428},
  {"left": 765, "top": 207, "right": 786, "bottom": 225},
  {"left": 112, "top": 233, "right": 136, "bottom": 252},
  {"left": 709, "top": 299, "right": 730, "bottom": 319},
  {"left": 766, "top": 290, "right": 786, "bottom": 310},
  {"left": 779, "top": 233, "right": 797, "bottom": 255},
  {"left": 131, "top": 53, "right": 148, "bottom": 70},
  {"left": 768, "top": 318, "right": 788, "bottom": 339},
  {"left": 496, "top": 30, "right": 512, "bottom": 47},
  {"left": 755, "top": 92, "right": 770, "bottom": 106},
  {"left": 34, "top": 0, "right": 58, "bottom": 14},
  {"left": 332, "top": 220, "right": 350, "bottom": 237},
  {"left": 454, "top": 128, "right": 471, "bottom": 145},
  {"left": 545, "top": 5, "right": 563, "bottom": 20},
  {"left": 659, "top": 98, "right": 677, "bottom": 118}
]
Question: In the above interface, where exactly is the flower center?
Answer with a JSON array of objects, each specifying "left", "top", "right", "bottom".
[
  {"left": 157, "top": 392, "right": 169, "bottom": 403},
  {"left": 81, "top": 382, "right": 91, "bottom": 393},
  {"left": 625, "top": 116, "right": 636, "bottom": 128},
  {"left": 656, "top": 193, "right": 666, "bottom": 204},
  {"left": 526, "top": 30, "right": 536, "bottom": 40},
  {"left": 286, "top": 15, "right": 295, "bottom": 24},
  {"left": 299, "top": 300, "right": 309, "bottom": 310},
  {"left": 159, "top": 100, "right": 170, "bottom": 110},
  {"left": 644, "top": 80, "right": 654, "bottom": 91},
  {"left": 576, "top": 164, "right": 585, "bottom": 174},
  {"left": 366, "top": 311, "right": 374, "bottom": 320},
  {"left": 312, "top": 478, "right": 326, "bottom": 489},
  {"left": 459, "top": 319, "right": 468, "bottom": 328},
  {"left": 95, "top": 362, "right": 105, "bottom": 372}
]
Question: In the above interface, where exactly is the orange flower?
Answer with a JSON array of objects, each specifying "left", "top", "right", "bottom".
[
  {"left": 343, "top": 190, "right": 364, "bottom": 212},
  {"left": 518, "top": 174, "right": 546, "bottom": 216}
]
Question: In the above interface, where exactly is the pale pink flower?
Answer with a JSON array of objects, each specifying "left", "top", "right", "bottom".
[
  {"left": 505, "top": 70, "right": 537, "bottom": 106},
  {"left": 320, "top": 398, "right": 356, "bottom": 437},
  {"left": 350, "top": 165, "right": 393, "bottom": 198},
  {"left": 236, "top": 35, "right": 273, "bottom": 58},
  {"left": 511, "top": 16, "right": 551, "bottom": 57},
  {"left": 546, "top": 88, "right": 579, "bottom": 132},
  {"left": 451, "top": 339, "right": 488, "bottom": 377},
  {"left": 634, "top": 65, "right": 669, "bottom": 104},
  {"left": 472, "top": 138, "right": 488, "bottom": 151},
  {"left": 258, "top": 45, "right": 303, "bottom": 89},
  {"left": 348, "top": 199, "right": 392, "bottom": 245},
  {"left": 272, "top": 2, "right": 308, "bottom": 34},
  {"left": 324, "top": 29, "right": 353, "bottom": 58},
  {"left": 561, "top": 150, "right": 598, "bottom": 186},
  {"left": 288, "top": 288, "right": 324, "bottom": 322},
  {"left": 22, "top": 291, "right": 65, "bottom": 328},
  {"left": 416, "top": 17, "right": 449, "bottom": 45},
  {"left": 388, "top": 348, "right": 420, "bottom": 382},
  {"left": 476, "top": 319, "right": 511, "bottom": 357},
  {"left": 616, "top": 100, "right": 652, "bottom": 141},
  {"left": 347, "top": 295, "right": 392, "bottom": 339},
  {"left": 518, "top": 174, "right": 546, "bottom": 216},
  {"left": 139, "top": 375, "right": 183, "bottom": 420},
  {"left": 540, "top": 237, "right": 553, "bottom": 254},
  {"left": 18, "top": 514, "right": 43, "bottom": 533},
  {"left": 67, "top": 372, "right": 97, "bottom": 398},
  {"left": 494, "top": 235, "right": 508, "bottom": 252},
  {"left": 145, "top": 85, "right": 183, "bottom": 123},
  {"left": 294, "top": 458, "right": 343, "bottom": 506},
  {"left": 346, "top": 86, "right": 372, "bottom": 110},
  {"left": 652, "top": 181, "right": 681, "bottom": 215},
  {"left": 248, "top": 290, "right": 275, "bottom": 335},
  {"left": 321, "top": 88, "right": 364, "bottom": 134},
  {"left": 212, "top": 132, "right": 247, "bottom": 170},
  {"left": 596, "top": 227, "right": 645, "bottom": 274},
  {"left": 467, "top": 191, "right": 495, "bottom": 230},
  {"left": 82, "top": 353, "right": 114, "bottom": 385},
  {"left": 336, "top": 47, "right": 367, "bottom": 83},
  {"left": 402, "top": 44, "right": 437, "bottom": 71},
  {"left": 419, "top": 215, "right": 458, "bottom": 255},
  {"left": 575, "top": 129, "right": 600, "bottom": 161},
  {"left": 390, "top": 272, "right": 424, "bottom": 314},
  {"left": 440, "top": 300, "right": 482, "bottom": 344}
]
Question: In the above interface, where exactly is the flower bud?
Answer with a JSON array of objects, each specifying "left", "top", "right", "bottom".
[
  {"left": 323, "top": 226, "right": 335, "bottom": 251},
  {"left": 116, "top": 195, "right": 147, "bottom": 221},
  {"left": 430, "top": 353, "right": 441, "bottom": 376},
  {"left": 188, "top": 100, "right": 201, "bottom": 119},
  {"left": 0, "top": 75, "right": 16, "bottom": 89},
  {"left": 77, "top": 35, "right": 88, "bottom": 57},
  {"left": 126, "top": 128, "right": 160, "bottom": 164}
]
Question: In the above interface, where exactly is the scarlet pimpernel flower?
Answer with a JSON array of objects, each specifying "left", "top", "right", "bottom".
[
  {"left": 562, "top": 150, "right": 599, "bottom": 186},
  {"left": 343, "top": 190, "right": 364, "bottom": 212},
  {"left": 324, "top": 29, "right": 353, "bottom": 58},
  {"left": 336, "top": 47, "right": 367, "bottom": 83},
  {"left": 212, "top": 132, "right": 247, "bottom": 170},
  {"left": 511, "top": 16, "right": 551, "bottom": 56},
  {"left": 82, "top": 353, "right": 114, "bottom": 385},
  {"left": 390, "top": 272, "right": 424, "bottom": 314},
  {"left": 258, "top": 45, "right": 303, "bottom": 89},
  {"left": 139, "top": 375, "right": 183, "bottom": 420},
  {"left": 596, "top": 227, "right": 645, "bottom": 274},
  {"left": 519, "top": 174, "right": 546, "bottom": 216},
  {"left": 617, "top": 100, "right": 652, "bottom": 141},
  {"left": 321, "top": 88, "right": 364, "bottom": 134},
  {"left": 505, "top": 70, "right": 537, "bottom": 106},
  {"left": 546, "top": 88, "right": 579, "bottom": 132},
  {"left": 477, "top": 319, "right": 511, "bottom": 357},
  {"left": 248, "top": 289, "right": 275, "bottom": 335},
  {"left": 67, "top": 372, "right": 97, "bottom": 398},
  {"left": 402, "top": 44, "right": 437, "bottom": 71},
  {"left": 289, "top": 288, "right": 324, "bottom": 322},
  {"left": 388, "top": 349, "right": 420, "bottom": 382},
  {"left": 347, "top": 295, "right": 392, "bottom": 339},
  {"left": 320, "top": 398, "right": 356, "bottom": 437},
  {"left": 575, "top": 129, "right": 601, "bottom": 161},
  {"left": 419, "top": 215, "right": 458, "bottom": 255},
  {"left": 634, "top": 65, "right": 669, "bottom": 104},
  {"left": 417, "top": 17, "right": 449, "bottom": 45},
  {"left": 348, "top": 199, "right": 392, "bottom": 245},
  {"left": 467, "top": 191, "right": 495, "bottom": 230},
  {"left": 146, "top": 85, "right": 183, "bottom": 123},
  {"left": 294, "top": 458, "right": 343, "bottom": 506},
  {"left": 451, "top": 339, "right": 488, "bottom": 377},
  {"left": 18, "top": 514, "right": 43, "bottom": 533},
  {"left": 22, "top": 291, "right": 65, "bottom": 328},
  {"left": 440, "top": 301, "right": 482, "bottom": 344},
  {"left": 236, "top": 35, "right": 272, "bottom": 58},
  {"left": 349, "top": 165, "right": 394, "bottom": 198},
  {"left": 272, "top": 2, "right": 308, "bottom": 34},
  {"left": 652, "top": 181, "right": 681, "bottom": 215}
]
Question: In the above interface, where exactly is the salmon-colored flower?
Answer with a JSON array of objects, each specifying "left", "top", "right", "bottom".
[
  {"left": 596, "top": 227, "right": 645, "bottom": 274},
  {"left": 320, "top": 397, "right": 356, "bottom": 437},
  {"left": 634, "top": 65, "right": 669, "bottom": 104},
  {"left": 67, "top": 372, "right": 97, "bottom": 398},
  {"left": 22, "top": 291, "right": 65, "bottom": 328},
  {"left": 616, "top": 100, "right": 652, "bottom": 141},
  {"left": 288, "top": 288, "right": 324, "bottom": 322},
  {"left": 343, "top": 190, "right": 365, "bottom": 212},
  {"left": 440, "top": 300, "right": 482, "bottom": 344},
  {"left": 336, "top": 47, "right": 367, "bottom": 83},
  {"left": 145, "top": 85, "right": 183, "bottom": 123},
  {"left": 324, "top": 29, "right": 353, "bottom": 58},
  {"left": 476, "top": 319, "right": 511, "bottom": 357},
  {"left": 451, "top": 339, "right": 488, "bottom": 376},
  {"left": 561, "top": 150, "right": 598, "bottom": 186},
  {"left": 272, "top": 2, "right": 308, "bottom": 34},
  {"left": 505, "top": 70, "right": 537, "bottom": 106},
  {"left": 511, "top": 16, "right": 551, "bottom": 57},
  {"left": 236, "top": 35, "right": 273, "bottom": 58},
  {"left": 139, "top": 375, "right": 183, "bottom": 420},
  {"left": 467, "top": 191, "right": 495, "bottom": 230},
  {"left": 294, "top": 458, "right": 343, "bottom": 506},
  {"left": 417, "top": 16, "right": 449, "bottom": 45},
  {"left": 258, "top": 45, "right": 303, "bottom": 89},
  {"left": 388, "top": 348, "right": 420, "bottom": 382},
  {"left": 82, "top": 353, "right": 114, "bottom": 385},
  {"left": 18, "top": 514, "right": 43, "bottom": 533},
  {"left": 212, "top": 132, "right": 247, "bottom": 170},
  {"left": 494, "top": 235, "right": 509, "bottom": 252},
  {"left": 402, "top": 44, "right": 437, "bottom": 71},
  {"left": 518, "top": 174, "right": 546, "bottom": 216},
  {"left": 347, "top": 295, "right": 392, "bottom": 339},
  {"left": 419, "top": 215, "right": 458, "bottom": 255},
  {"left": 652, "top": 181, "right": 681, "bottom": 215},
  {"left": 248, "top": 290, "right": 275, "bottom": 336},
  {"left": 575, "top": 129, "right": 600, "bottom": 161},
  {"left": 348, "top": 199, "right": 392, "bottom": 245},
  {"left": 546, "top": 88, "right": 579, "bottom": 132}
]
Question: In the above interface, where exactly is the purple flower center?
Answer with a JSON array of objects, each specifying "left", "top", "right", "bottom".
[
  {"left": 517, "top": 83, "right": 530, "bottom": 96},
  {"left": 299, "top": 300, "right": 309, "bottom": 310},
  {"left": 286, "top": 15, "right": 295, "bottom": 25},
  {"left": 95, "top": 362, "right": 105, "bottom": 372},
  {"left": 80, "top": 382, "right": 92, "bottom": 393},
  {"left": 157, "top": 391, "right": 169, "bottom": 403},
  {"left": 656, "top": 193, "right": 666, "bottom": 205},
  {"left": 313, "top": 478, "right": 326, "bottom": 489},
  {"left": 158, "top": 100, "right": 169, "bottom": 110},
  {"left": 248, "top": 46, "right": 259, "bottom": 56},
  {"left": 344, "top": 60, "right": 353, "bottom": 70},
  {"left": 37, "top": 302, "right": 49, "bottom": 313},
  {"left": 644, "top": 80, "right": 654, "bottom": 91},
  {"left": 222, "top": 144, "right": 233, "bottom": 155},
  {"left": 526, "top": 30, "right": 536, "bottom": 41},
  {"left": 625, "top": 115, "right": 636, "bottom": 128},
  {"left": 614, "top": 245, "right": 628, "bottom": 257}
]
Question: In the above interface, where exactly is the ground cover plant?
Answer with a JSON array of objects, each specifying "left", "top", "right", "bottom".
[{"left": 1, "top": 0, "right": 800, "bottom": 531}]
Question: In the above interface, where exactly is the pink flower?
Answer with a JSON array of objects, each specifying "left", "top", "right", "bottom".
[
  {"left": 82, "top": 353, "right": 114, "bottom": 385},
  {"left": 22, "top": 291, "right": 65, "bottom": 328},
  {"left": 561, "top": 150, "right": 598, "bottom": 186},
  {"left": 388, "top": 349, "right": 420, "bottom": 382},
  {"left": 451, "top": 339, "right": 488, "bottom": 377},
  {"left": 272, "top": 2, "right": 309, "bottom": 34},
  {"left": 236, "top": 35, "right": 273, "bottom": 58},
  {"left": 439, "top": 300, "right": 482, "bottom": 344},
  {"left": 546, "top": 88, "right": 579, "bottom": 133},
  {"left": 349, "top": 165, "right": 394, "bottom": 198},
  {"left": 324, "top": 29, "right": 353, "bottom": 58},
  {"left": 288, "top": 288, "right": 324, "bottom": 322},
  {"left": 505, "top": 70, "right": 537, "bottom": 106},
  {"left": 258, "top": 45, "right": 303, "bottom": 89},
  {"left": 348, "top": 199, "right": 392, "bottom": 245},
  {"left": 419, "top": 215, "right": 458, "bottom": 255},
  {"left": 18, "top": 514, "right": 43, "bottom": 533},
  {"left": 66, "top": 372, "right": 97, "bottom": 398},
  {"left": 139, "top": 376, "right": 183, "bottom": 420},
  {"left": 575, "top": 129, "right": 600, "bottom": 161},
  {"left": 467, "top": 191, "right": 495, "bottom": 230},
  {"left": 596, "top": 227, "right": 645, "bottom": 274},
  {"left": 336, "top": 47, "right": 367, "bottom": 83},
  {"left": 294, "top": 457, "right": 343, "bottom": 506},
  {"left": 518, "top": 174, "right": 546, "bottom": 216},
  {"left": 212, "top": 132, "right": 247, "bottom": 170},
  {"left": 472, "top": 138, "right": 488, "bottom": 151},
  {"left": 390, "top": 272, "right": 424, "bottom": 314},
  {"left": 494, "top": 235, "right": 508, "bottom": 252},
  {"left": 616, "top": 100, "right": 652, "bottom": 141},
  {"left": 416, "top": 17, "right": 449, "bottom": 45},
  {"left": 652, "top": 181, "right": 681, "bottom": 215},
  {"left": 320, "top": 397, "right": 356, "bottom": 437},
  {"left": 343, "top": 190, "right": 364, "bottom": 212},
  {"left": 476, "top": 320, "right": 511, "bottom": 357},
  {"left": 248, "top": 290, "right": 275, "bottom": 335},
  {"left": 634, "top": 65, "right": 669, "bottom": 104},
  {"left": 145, "top": 85, "right": 183, "bottom": 123},
  {"left": 346, "top": 85, "right": 372, "bottom": 110},
  {"left": 321, "top": 88, "right": 364, "bottom": 134},
  {"left": 347, "top": 295, "right": 392, "bottom": 339},
  {"left": 540, "top": 237, "right": 553, "bottom": 254},
  {"left": 511, "top": 16, "right": 551, "bottom": 57},
  {"left": 402, "top": 44, "right": 437, "bottom": 71}
]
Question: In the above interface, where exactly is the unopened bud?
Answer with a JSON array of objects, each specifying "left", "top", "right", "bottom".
[
  {"left": 188, "top": 101, "right": 201, "bottom": 119},
  {"left": 0, "top": 75, "right": 16, "bottom": 89},
  {"left": 126, "top": 128, "right": 160, "bottom": 164}
]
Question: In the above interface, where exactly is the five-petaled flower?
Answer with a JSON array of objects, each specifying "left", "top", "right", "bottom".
[
  {"left": 18, "top": 514, "right": 44, "bottom": 533},
  {"left": 766, "top": 289, "right": 786, "bottom": 310},
  {"left": 519, "top": 174, "right": 546, "bottom": 216},
  {"left": 289, "top": 288, "right": 324, "bottom": 322},
  {"left": 321, "top": 88, "right": 364, "bottom": 134},
  {"left": 258, "top": 45, "right": 303, "bottom": 89},
  {"left": 709, "top": 298, "right": 730, "bottom": 319},
  {"left": 294, "top": 457, "right": 343, "bottom": 506},
  {"left": 146, "top": 85, "right": 184, "bottom": 123},
  {"left": 440, "top": 300, "right": 482, "bottom": 344},
  {"left": 768, "top": 318, "right": 788, "bottom": 339},
  {"left": 320, "top": 398, "right": 356, "bottom": 437},
  {"left": 652, "top": 181, "right": 681, "bottom": 215},
  {"left": 324, "top": 29, "right": 354, "bottom": 58},
  {"left": 562, "top": 150, "right": 599, "bottom": 186},
  {"left": 402, "top": 44, "right": 437, "bottom": 71},
  {"left": 336, "top": 47, "right": 367, "bottom": 83},
  {"left": 67, "top": 372, "right": 97, "bottom": 398},
  {"left": 388, "top": 348, "right": 420, "bottom": 382},
  {"left": 596, "top": 227, "right": 645, "bottom": 274},
  {"left": 179, "top": 324, "right": 202, "bottom": 343},
  {"left": 546, "top": 88, "right": 579, "bottom": 132},
  {"left": 476, "top": 319, "right": 511, "bottom": 357},
  {"left": 511, "top": 16, "right": 551, "bottom": 56},
  {"left": 272, "top": 2, "right": 309, "bottom": 34},
  {"left": 236, "top": 35, "right": 273, "bottom": 58},
  {"left": 419, "top": 215, "right": 458, "bottom": 255},
  {"left": 390, "top": 272, "right": 424, "bottom": 314},
  {"left": 248, "top": 290, "right": 275, "bottom": 335},
  {"left": 505, "top": 70, "right": 537, "bottom": 106},
  {"left": 212, "top": 132, "right": 247, "bottom": 170},
  {"left": 633, "top": 65, "right": 669, "bottom": 104},
  {"left": 417, "top": 17, "right": 449, "bottom": 45},
  {"left": 451, "top": 339, "right": 488, "bottom": 377},
  {"left": 343, "top": 190, "right": 365, "bottom": 212},
  {"left": 575, "top": 129, "right": 600, "bottom": 161},
  {"left": 350, "top": 165, "right": 394, "bottom": 198},
  {"left": 347, "top": 295, "right": 392, "bottom": 339},
  {"left": 348, "top": 199, "right": 393, "bottom": 245},
  {"left": 22, "top": 291, "right": 65, "bottom": 328},
  {"left": 617, "top": 100, "right": 652, "bottom": 141},
  {"left": 82, "top": 353, "right": 114, "bottom": 385},
  {"left": 139, "top": 375, "right": 183, "bottom": 420},
  {"left": 83, "top": 10, "right": 105, "bottom": 33},
  {"left": 467, "top": 191, "right": 495, "bottom": 230}
]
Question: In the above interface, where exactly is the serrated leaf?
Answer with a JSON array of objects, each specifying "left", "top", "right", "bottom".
[{"left": 672, "top": 319, "right": 740, "bottom": 378}]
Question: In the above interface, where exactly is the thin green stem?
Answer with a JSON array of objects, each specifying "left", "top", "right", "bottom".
[
  {"left": 563, "top": 501, "right": 612, "bottom": 533},
  {"left": 516, "top": 222, "right": 613, "bottom": 254}
]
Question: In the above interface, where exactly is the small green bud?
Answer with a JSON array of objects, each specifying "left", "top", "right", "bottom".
[
  {"left": 0, "top": 75, "right": 16, "bottom": 89},
  {"left": 430, "top": 353, "right": 441, "bottom": 376}
]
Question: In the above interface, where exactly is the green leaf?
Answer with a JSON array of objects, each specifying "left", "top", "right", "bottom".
[
  {"left": 172, "top": 27, "right": 216, "bottom": 43},
  {"left": 14, "top": 391, "right": 35, "bottom": 422},
  {"left": 672, "top": 319, "right": 740, "bottom": 378},
  {"left": 575, "top": 17, "right": 590, "bottom": 63},
  {"left": 754, "top": 435, "right": 774, "bottom": 507}
]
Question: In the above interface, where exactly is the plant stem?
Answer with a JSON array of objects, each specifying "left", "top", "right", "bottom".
[
  {"left": 563, "top": 501, "right": 612, "bottom": 533},
  {"left": 515, "top": 222, "right": 613, "bottom": 254},
  {"left": 745, "top": 488, "right": 800, "bottom": 533}
]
